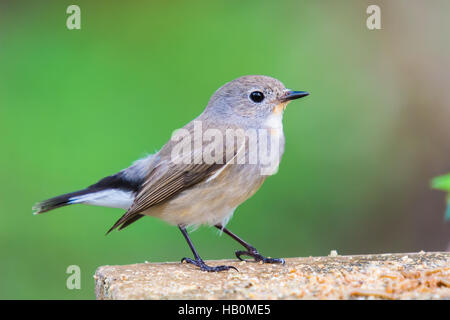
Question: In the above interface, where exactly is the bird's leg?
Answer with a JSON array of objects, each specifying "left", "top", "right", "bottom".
[
  {"left": 178, "top": 225, "right": 238, "bottom": 272},
  {"left": 215, "top": 224, "right": 285, "bottom": 264}
]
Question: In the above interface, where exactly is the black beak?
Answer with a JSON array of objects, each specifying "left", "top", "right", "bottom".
[{"left": 281, "top": 90, "right": 309, "bottom": 102}]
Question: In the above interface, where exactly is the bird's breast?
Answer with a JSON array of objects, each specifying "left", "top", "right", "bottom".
[{"left": 264, "top": 110, "right": 284, "bottom": 136}]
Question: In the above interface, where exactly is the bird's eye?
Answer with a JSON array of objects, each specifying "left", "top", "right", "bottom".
[{"left": 249, "top": 91, "right": 265, "bottom": 103}]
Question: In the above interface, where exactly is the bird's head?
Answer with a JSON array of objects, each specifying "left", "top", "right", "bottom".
[{"left": 205, "top": 75, "right": 309, "bottom": 121}]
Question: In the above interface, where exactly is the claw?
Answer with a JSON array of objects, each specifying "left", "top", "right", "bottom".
[
  {"left": 181, "top": 257, "right": 239, "bottom": 272},
  {"left": 235, "top": 250, "right": 285, "bottom": 265}
]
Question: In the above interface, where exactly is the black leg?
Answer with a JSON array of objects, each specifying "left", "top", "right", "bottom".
[
  {"left": 178, "top": 225, "right": 238, "bottom": 272},
  {"left": 215, "top": 224, "right": 285, "bottom": 264}
]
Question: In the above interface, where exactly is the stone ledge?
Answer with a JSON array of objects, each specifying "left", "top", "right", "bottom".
[{"left": 94, "top": 252, "right": 449, "bottom": 300}]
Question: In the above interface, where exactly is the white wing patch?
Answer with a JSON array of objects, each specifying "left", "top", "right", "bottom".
[{"left": 69, "top": 189, "right": 135, "bottom": 210}]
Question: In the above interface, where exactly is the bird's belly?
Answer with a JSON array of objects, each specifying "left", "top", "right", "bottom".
[{"left": 142, "top": 165, "right": 266, "bottom": 227}]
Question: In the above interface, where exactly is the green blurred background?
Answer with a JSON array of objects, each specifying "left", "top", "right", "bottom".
[{"left": 0, "top": 0, "right": 449, "bottom": 299}]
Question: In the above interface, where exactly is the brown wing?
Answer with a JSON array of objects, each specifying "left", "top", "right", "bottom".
[
  {"left": 107, "top": 129, "right": 244, "bottom": 233},
  {"left": 107, "top": 162, "right": 225, "bottom": 233}
]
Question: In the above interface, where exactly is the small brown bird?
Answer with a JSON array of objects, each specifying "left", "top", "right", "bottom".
[{"left": 33, "top": 75, "right": 309, "bottom": 272}]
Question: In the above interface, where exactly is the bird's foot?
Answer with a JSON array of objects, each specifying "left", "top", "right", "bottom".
[
  {"left": 235, "top": 249, "right": 285, "bottom": 264},
  {"left": 181, "top": 257, "right": 239, "bottom": 272}
]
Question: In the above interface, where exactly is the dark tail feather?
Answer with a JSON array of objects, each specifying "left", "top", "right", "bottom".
[
  {"left": 34, "top": 167, "right": 148, "bottom": 233},
  {"left": 33, "top": 168, "right": 143, "bottom": 216},
  {"left": 32, "top": 189, "right": 91, "bottom": 215},
  {"left": 118, "top": 214, "right": 144, "bottom": 230},
  {"left": 106, "top": 213, "right": 144, "bottom": 235}
]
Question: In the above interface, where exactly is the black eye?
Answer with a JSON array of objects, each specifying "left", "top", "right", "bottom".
[{"left": 249, "top": 91, "right": 264, "bottom": 103}]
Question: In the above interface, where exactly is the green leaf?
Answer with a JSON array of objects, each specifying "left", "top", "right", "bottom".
[{"left": 431, "top": 173, "right": 450, "bottom": 192}]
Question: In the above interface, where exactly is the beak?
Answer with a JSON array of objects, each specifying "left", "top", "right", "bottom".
[{"left": 281, "top": 90, "right": 309, "bottom": 102}]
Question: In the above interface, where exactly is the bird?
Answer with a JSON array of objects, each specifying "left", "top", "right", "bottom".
[{"left": 33, "top": 75, "right": 309, "bottom": 272}]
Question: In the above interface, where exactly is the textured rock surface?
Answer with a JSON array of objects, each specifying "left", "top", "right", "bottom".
[{"left": 95, "top": 252, "right": 450, "bottom": 300}]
